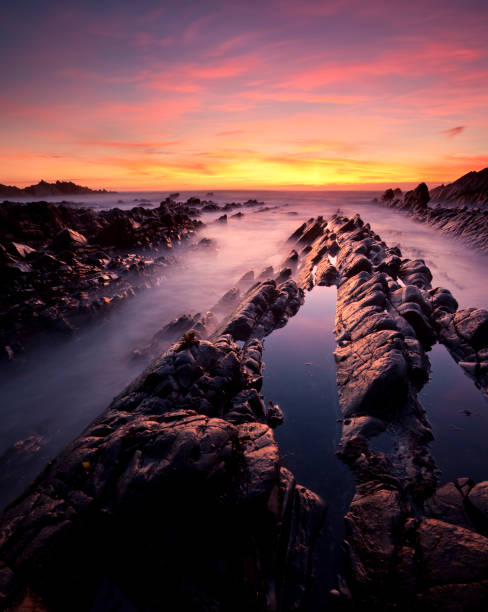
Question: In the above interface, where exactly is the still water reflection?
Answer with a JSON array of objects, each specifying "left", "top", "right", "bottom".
[{"left": 261, "top": 287, "right": 354, "bottom": 603}]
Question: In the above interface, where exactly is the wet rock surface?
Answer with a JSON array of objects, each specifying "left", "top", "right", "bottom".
[
  {"left": 287, "top": 212, "right": 488, "bottom": 610},
  {"left": 1, "top": 201, "right": 487, "bottom": 611},
  {"left": 0, "top": 278, "right": 325, "bottom": 612},
  {"left": 131, "top": 311, "right": 218, "bottom": 361},
  {"left": 0, "top": 199, "right": 202, "bottom": 362},
  {"left": 216, "top": 280, "right": 304, "bottom": 342},
  {"left": 433, "top": 307, "right": 488, "bottom": 398},
  {"left": 377, "top": 170, "right": 488, "bottom": 253}
]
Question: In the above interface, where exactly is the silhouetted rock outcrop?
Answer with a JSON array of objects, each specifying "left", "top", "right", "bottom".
[
  {"left": 430, "top": 168, "right": 488, "bottom": 205},
  {"left": 0, "top": 180, "right": 114, "bottom": 198},
  {"left": 404, "top": 182, "right": 430, "bottom": 208}
]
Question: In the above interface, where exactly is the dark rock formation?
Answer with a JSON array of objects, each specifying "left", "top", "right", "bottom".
[
  {"left": 378, "top": 171, "right": 488, "bottom": 253},
  {"left": 52, "top": 227, "right": 88, "bottom": 251},
  {"left": 0, "top": 180, "right": 113, "bottom": 198},
  {"left": 237, "top": 270, "right": 255, "bottom": 288},
  {"left": 213, "top": 287, "right": 242, "bottom": 314},
  {"left": 216, "top": 280, "right": 304, "bottom": 342},
  {"left": 0, "top": 200, "right": 201, "bottom": 362},
  {"left": 434, "top": 307, "right": 488, "bottom": 398},
  {"left": 202, "top": 202, "right": 220, "bottom": 212},
  {"left": 286, "top": 213, "right": 488, "bottom": 610},
  {"left": 404, "top": 182, "right": 430, "bottom": 208},
  {"left": 1, "top": 202, "right": 486, "bottom": 611},
  {"left": 0, "top": 280, "right": 325, "bottom": 612},
  {"left": 430, "top": 168, "right": 488, "bottom": 205},
  {"left": 130, "top": 267, "right": 270, "bottom": 363},
  {"left": 132, "top": 312, "right": 218, "bottom": 361}
]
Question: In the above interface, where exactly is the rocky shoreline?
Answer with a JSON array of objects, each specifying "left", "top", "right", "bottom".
[
  {"left": 0, "top": 204, "right": 487, "bottom": 610},
  {"left": 288, "top": 213, "right": 488, "bottom": 609},
  {"left": 0, "top": 275, "right": 326, "bottom": 611},
  {"left": 0, "top": 196, "right": 278, "bottom": 364},
  {"left": 376, "top": 168, "right": 488, "bottom": 253},
  {"left": 0, "top": 198, "right": 204, "bottom": 363}
]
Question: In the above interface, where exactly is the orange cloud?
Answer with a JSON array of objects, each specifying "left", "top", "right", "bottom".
[{"left": 2, "top": 1, "right": 487, "bottom": 191}]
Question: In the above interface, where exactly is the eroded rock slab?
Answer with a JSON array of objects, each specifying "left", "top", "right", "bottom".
[
  {"left": 286, "top": 212, "right": 488, "bottom": 610},
  {"left": 0, "top": 279, "right": 324, "bottom": 612}
]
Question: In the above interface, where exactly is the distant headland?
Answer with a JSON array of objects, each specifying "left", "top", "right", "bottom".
[{"left": 0, "top": 180, "right": 115, "bottom": 198}]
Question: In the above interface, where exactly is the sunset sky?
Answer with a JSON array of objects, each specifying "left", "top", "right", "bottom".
[{"left": 1, "top": 0, "right": 487, "bottom": 190}]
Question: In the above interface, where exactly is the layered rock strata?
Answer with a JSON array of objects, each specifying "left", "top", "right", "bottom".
[
  {"left": 430, "top": 168, "right": 488, "bottom": 206},
  {"left": 0, "top": 279, "right": 325, "bottom": 612},
  {"left": 433, "top": 306, "right": 488, "bottom": 399},
  {"left": 1, "top": 206, "right": 487, "bottom": 611},
  {"left": 378, "top": 178, "right": 488, "bottom": 253},
  {"left": 131, "top": 270, "right": 303, "bottom": 362},
  {"left": 288, "top": 214, "right": 488, "bottom": 610}
]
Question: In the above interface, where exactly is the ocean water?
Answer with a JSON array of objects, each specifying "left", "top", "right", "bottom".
[{"left": 0, "top": 190, "right": 487, "bottom": 521}]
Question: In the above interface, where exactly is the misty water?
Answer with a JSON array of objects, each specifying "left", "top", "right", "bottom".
[{"left": 1, "top": 190, "right": 487, "bottom": 523}]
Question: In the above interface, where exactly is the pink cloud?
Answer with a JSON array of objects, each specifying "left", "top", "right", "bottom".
[
  {"left": 208, "top": 34, "right": 256, "bottom": 57},
  {"left": 441, "top": 126, "right": 466, "bottom": 138},
  {"left": 81, "top": 140, "right": 184, "bottom": 150},
  {"left": 143, "top": 54, "right": 260, "bottom": 94},
  {"left": 136, "top": 6, "right": 167, "bottom": 25},
  {"left": 215, "top": 130, "right": 251, "bottom": 136},
  {"left": 239, "top": 90, "right": 367, "bottom": 104},
  {"left": 188, "top": 56, "right": 257, "bottom": 79},
  {"left": 277, "top": 42, "right": 485, "bottom": 91},
  {"left": 131, "top": 32, "right": 174, "bottom": 48},
  {"left": 274, "top": 0, "right": 350, "bottom": 18},
  {"left": 183, "top": 14, "right": 215, "bottom": 44}
]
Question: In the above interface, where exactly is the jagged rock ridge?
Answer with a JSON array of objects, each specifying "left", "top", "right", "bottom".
[
  {"left": 377, "top": 175, "right": 488, "bottom": 253},
  {"left": 430, "top": 168, "right": 488, "bottom": 205},
  {"left": 0, "top": 278, "right": 324, "bottom": 612},
  {"left": 288, "top": 213, "right": 488, "bottom": 610},
  {"left": 0, "top": 180, "right": 113, "bottom": 198},
  {"left": 1, "top": 208, "right": 488, "bottom": 611}
]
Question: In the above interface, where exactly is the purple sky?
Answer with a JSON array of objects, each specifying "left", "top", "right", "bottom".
[{"left": 1, "top": 0, "right": 487, "bottom": 188}]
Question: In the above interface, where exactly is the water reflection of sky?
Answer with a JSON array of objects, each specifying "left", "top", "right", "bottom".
[
  {"left": 261, "top": 287, "right": 354, "bottom": 602},
  {"left": 421, "top": 344, "right": 488, "bottom": 484}
]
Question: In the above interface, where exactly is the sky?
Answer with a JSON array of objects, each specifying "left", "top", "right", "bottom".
[{"left": 1, "top": 0, "right": 487, "bottom": 190}]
